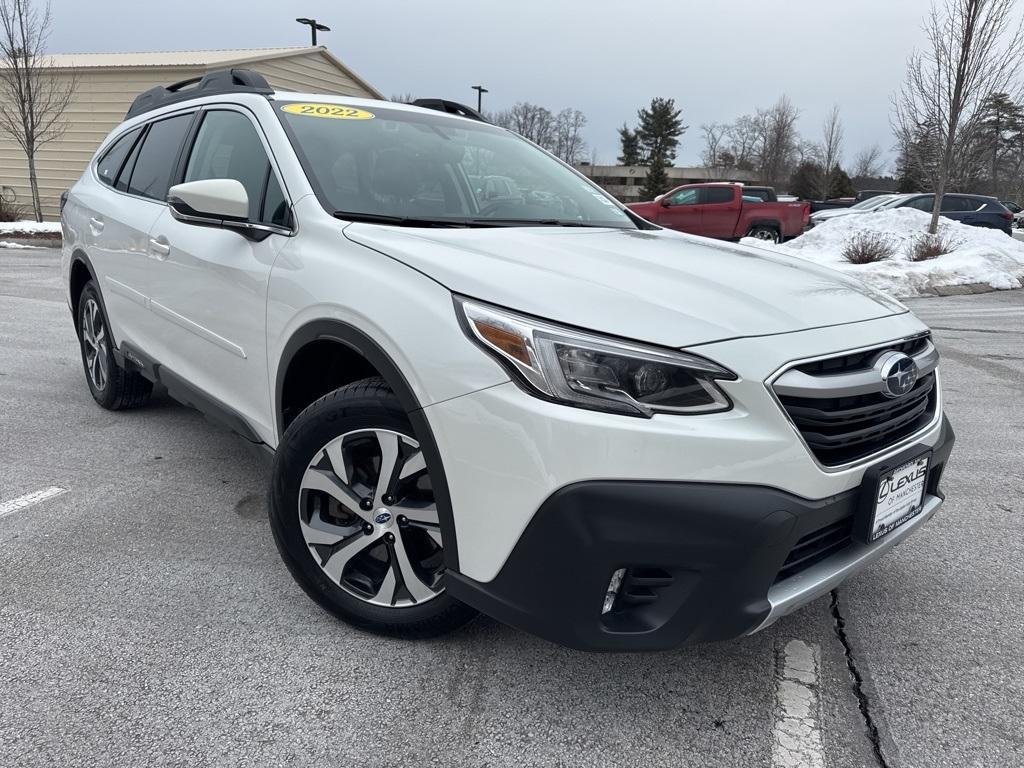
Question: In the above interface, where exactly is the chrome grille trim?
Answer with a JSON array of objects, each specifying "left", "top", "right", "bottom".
[
  {"left": 765, "top": 334, "right": 943, "bottom": 473},
  {"left": 773, "top": 338, "right": 939, "bottom": 399}
]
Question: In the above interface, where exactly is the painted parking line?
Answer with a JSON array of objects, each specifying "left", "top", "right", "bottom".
[
  {"left": 771, "top": 639, "right": 826, "bottom": 768},
  {"left": 0, "top": 487, "right": 66, "bottom": 519}
]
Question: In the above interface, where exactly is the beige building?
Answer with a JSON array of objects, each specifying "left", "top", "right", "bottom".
[
  {"left": 575, "top": 164, "right": 760, "bottom": 204},
  {"left": 0, "top": 46, "right": 381, "bottom": 220}
]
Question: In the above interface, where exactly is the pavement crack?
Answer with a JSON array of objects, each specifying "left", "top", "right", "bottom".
[{"left": 830, "top": 589, "right": 892, "bottom": 768}]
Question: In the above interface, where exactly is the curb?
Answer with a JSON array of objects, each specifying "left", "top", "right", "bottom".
[{"left": 906, "top": 275, "right": 1024, "bottom": 298}]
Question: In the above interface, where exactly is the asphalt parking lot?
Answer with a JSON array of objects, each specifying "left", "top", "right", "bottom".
[{"left": 1, "top": 247, "right": 1021, "bottom": 768}]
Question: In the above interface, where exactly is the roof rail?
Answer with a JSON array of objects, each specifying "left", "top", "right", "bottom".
[
  {"left": 125, "top": 68, "right": 274, "bottom": 119},
  {"left": 411, "top": 98, "right": 489, "bottom": 123}
]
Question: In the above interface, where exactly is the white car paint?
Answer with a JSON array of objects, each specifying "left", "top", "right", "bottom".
[{"left": 62, "top": 90, "right": 947, "bottom": 605}]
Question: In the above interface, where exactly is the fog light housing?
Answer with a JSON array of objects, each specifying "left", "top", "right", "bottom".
[{"left": 602, "top": 568, "right": 626, "bottom": 614}]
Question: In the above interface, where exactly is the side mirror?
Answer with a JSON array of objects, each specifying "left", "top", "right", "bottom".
[
  {"left": 168, "top": 179, "right": 249, "bottom": 223},
  {"left": 660, "top": 197, "right": 671, "bottom": 207}
]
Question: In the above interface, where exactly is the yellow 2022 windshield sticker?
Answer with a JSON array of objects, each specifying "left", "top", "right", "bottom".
[{"left": 281, "top": 103, "right": 375, "bottom": 120}]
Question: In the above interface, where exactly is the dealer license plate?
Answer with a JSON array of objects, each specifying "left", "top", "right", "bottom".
[{"left": 869, "top": 455, "right": 929, "bottom": 542}]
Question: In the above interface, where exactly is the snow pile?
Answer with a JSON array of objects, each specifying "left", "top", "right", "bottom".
[
  {"left": 741, "top": 208, "right": 1024, "bottom": 298},
  {"left": 0, "top": 220, "right": 61, "bottom": 235},
  {"left": 0, "top": 240, "right": 40, "bottom": 249}
]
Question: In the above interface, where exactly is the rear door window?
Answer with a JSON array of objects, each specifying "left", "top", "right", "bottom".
[
  {"left": 941, "top": 196, "right": 970, "bottom": 212},
  {"left": 702, "top": 187, "right": 735, "bottom": 205},
  {"left": 96, "top": 129, "right": 141, "bottom": 187},
  {"left": 125, "top": 113, "right": 194, "bottom": 201}
]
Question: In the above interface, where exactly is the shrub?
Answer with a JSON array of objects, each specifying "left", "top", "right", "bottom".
[
  {"left": 842, "top": 232, "right": 896, "bottom": 264},
  {"left": 909, "top": 232, "right": 958, "bottom": 262},
  {"left": 0, "top": 189, "right": 22, "bottom": 223}
]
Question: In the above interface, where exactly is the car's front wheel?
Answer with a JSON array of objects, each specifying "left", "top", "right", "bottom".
[{"left": 269, "top": 377, "right": 477, "bottom": 638}]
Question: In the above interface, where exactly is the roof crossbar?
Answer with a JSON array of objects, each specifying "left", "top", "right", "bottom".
[
  {"left": 125, "top": 68, "right": 274, "bottom": 119},
  {"left": 411, "top": 98, "right": 489, "bottom": 123}
]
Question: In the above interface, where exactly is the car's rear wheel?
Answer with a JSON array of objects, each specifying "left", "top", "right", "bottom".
[
  {"left": 269, "top": 377, "right": 477, "bottom": 638},
  {"left": 747, "top": 225, "right": 781, "bottom": 243},
  {"left": 76, "top": 281, "right": 152, "bottom": 410}
]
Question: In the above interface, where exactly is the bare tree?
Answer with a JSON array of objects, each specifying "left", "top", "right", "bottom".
[
  {"left": 754, "top": 96, "right": 801, "bottom": 187},
  {"left": 390, "top": 92, "right": 416, "bottom": 104},
  {"left": 0, "top": 0, "right": 76, "bottom": 221},
  {"left": 725, "top": 114, "right": 760, "bottom": 170},
  {"left": 852, "top": 144, "right": 886, "bottom": 178},
  {"left": 817, "top": 105, "right": 844, "bottom": 198},
  {"left": 700, "top": 122, "right": 730, "bottom": 175},
  {"left": 493, "top": 102, "right": 556, "bottom": 148},
  {"left": 893, "top": 0, "right": 1024, "bottom": 234},
  {"left": 552, "top": 108, "right": 587, "bottom": 164}
]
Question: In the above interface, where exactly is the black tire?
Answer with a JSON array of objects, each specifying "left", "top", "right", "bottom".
[
  {"left": 269, "top": 377, "right": 477, "bottom": 639},
  {"left": 747, "top": 225, "right": 781, "bottom": 244},
  {"left": 76, "top": 281, "right": 152, "bottom": 410}
]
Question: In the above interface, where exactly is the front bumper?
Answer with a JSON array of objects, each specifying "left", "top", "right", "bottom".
[{"left": 447, "top": 416, "right": 954, "bottom": 652}]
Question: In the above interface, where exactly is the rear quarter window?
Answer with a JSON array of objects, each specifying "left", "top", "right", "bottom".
[{"left": 96, "top": 128, "right": 141, "bottom": 187}]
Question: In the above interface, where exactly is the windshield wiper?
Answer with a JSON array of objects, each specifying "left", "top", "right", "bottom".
[
  {"left": 467, "top": 218, "right": 613, "bottom": 228},
  {"left": 333, "top": 211, "right": 480, "bottom": 228},
  {"left": 333, "top": 211, "right": 623, "bottom": 229}
]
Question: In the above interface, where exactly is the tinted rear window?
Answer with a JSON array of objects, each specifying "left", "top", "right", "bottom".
[
  {"left": 704, "top": 187, "right": 735, "bottom": 204},
  {"left": 126, "top": 114, "right": 193, "bottom": 201}
]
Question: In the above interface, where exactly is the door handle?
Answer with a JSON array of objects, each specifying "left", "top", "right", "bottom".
[
  {"left": 89, "top": 216, "right": 104, "bottom": 234},
  {"left": 148, "top": 236, "right": 171, "bottom": 260}
]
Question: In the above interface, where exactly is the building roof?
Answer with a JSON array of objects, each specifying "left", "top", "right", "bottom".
[
  {"left": 40, "top": 47, "right": 313, "bottom": 68},
  {"left": 33, "top": 46, "right": 382, "bottom": 99}
]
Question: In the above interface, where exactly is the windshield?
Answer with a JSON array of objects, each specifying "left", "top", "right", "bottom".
[
  {"left": 275, "top": 101, "right": 636, "bottom": 228},
  {"left": 852, "top": 195, "right": 892, "bottom": 210}
]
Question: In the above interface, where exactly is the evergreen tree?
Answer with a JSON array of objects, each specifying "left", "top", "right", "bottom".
[
  {"left": 617, "top": 124, "right": 642, "bottom": 165},
  {"left": 977, "top": 92, "right": 1024, "bottom": 197},
  {"left": 789, "top": 161, "right": 822, "bottom": 200},
  {"left": 636, "top": 97, "right": 687, "bottom": 165},
  {"left": 641, "top": 155, "right": 670, "bottom": 200},
  {"left": 828, "top": 166, "right": 856, "bottom": 198}
]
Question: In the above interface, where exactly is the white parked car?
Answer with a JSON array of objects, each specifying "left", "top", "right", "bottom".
[
  {"left": 61, "top": 70, "right": 954, "bottom": 650},
  {"left": 809, "top": 193, "right": 906, "bottom": 226}
]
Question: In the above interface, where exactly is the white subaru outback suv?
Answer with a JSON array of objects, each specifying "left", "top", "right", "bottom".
[{"left": 62, "top": 70, "right": 954, "bottom": 651}]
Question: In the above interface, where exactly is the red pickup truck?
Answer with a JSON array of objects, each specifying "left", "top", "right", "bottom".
[{"left": 627, "top": 184, "right": 809, "bottom": 243}]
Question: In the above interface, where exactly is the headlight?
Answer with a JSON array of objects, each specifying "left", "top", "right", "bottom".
[{"left": 455, "top": 297, "right": 736, "bottom": 417}]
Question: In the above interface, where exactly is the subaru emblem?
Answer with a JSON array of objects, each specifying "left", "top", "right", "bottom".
[
  {"left": 374, "top": 511, "right": 392, "bottom": 525},
  {"left": 876, "top": 351, "right": 918, "bottom": 399}
]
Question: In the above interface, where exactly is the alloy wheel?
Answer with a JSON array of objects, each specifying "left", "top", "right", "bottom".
[
  {"left": 298, "top": 428, "right": 445, "bottom": 608},
  {"left": 81, "top": 298, "right": 109, "bottom": 391},
  {"left": 751, "top": 228, "right": 779, "bottom": 243}
]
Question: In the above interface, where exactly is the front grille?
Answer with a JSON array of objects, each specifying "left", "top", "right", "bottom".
[
  {"left": 773, "top": 336, "right": 939, "bottom": 467},
  {"left": 779, "top": 373, "right": 936, "bottom": 466},
  {"left": 774, "top": 516, "right": 854, "bottom": 584},
  {"left": 795, "top": 335, "right": 929, "bottom": 376}
]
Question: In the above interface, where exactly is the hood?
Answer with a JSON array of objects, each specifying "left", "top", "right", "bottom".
[
  {"left": 812, "top": 208, "right": 864, "bottom": 221},
  {"left": 343, "top": 225, "right": 906, "bottom": 348}
]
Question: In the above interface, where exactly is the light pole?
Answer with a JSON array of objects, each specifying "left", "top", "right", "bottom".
[
  {"left": 471, "top": 85, "right": 488, "bottom": 112},
  {"left": 296, "top": 17, "right": 331, "bottom": 46}
]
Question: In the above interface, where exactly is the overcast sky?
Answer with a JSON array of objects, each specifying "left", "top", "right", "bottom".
[{"left": 48, "top": 0, "right": 937, "bottom": 169}]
